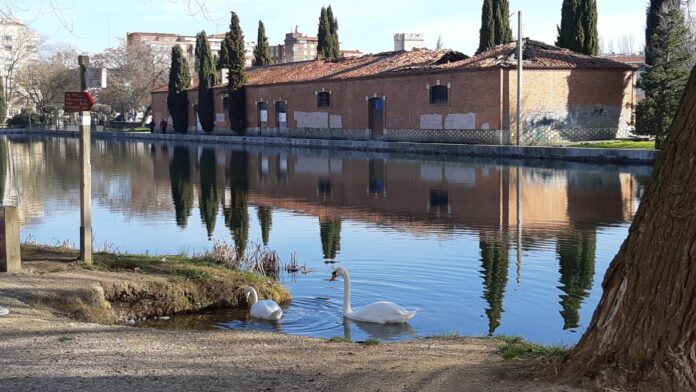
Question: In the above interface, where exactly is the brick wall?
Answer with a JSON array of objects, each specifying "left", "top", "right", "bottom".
[{"left": 150, "top": 66, "right": 635, "bottom": 139}]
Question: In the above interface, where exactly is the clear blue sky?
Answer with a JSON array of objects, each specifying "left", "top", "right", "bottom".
[{"left": 21, "top": 0, "right": 646, "bottom": 55}]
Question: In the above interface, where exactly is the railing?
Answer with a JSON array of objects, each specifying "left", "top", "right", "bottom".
[{"left": 517, "top": 127, "right": 634, "bottom": 146}]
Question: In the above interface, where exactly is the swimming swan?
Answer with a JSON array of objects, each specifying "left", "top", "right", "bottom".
[
  {"left": 330, "top": 267, "right": 417, "bottom": 324},
  {"left": 244, "top": 287, "right": 283, "bottom": 321}
]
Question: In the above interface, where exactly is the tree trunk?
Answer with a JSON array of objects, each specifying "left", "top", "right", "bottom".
[{"left": 561, "top": 65, "right": 696, "bottom": 391}]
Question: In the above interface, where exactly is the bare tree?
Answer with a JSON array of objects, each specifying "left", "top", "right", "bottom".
[
  {"left": 618, "top": 34, "right": 636, "bottom": 54},
  {"left": 14, "top": 46, "right": 80, "bottom": 117},
  {"left": 93, "top": 39, "right": 170, "bottom": 126},
  {"left": 435, "top": 34, "right": 444, "bottom": 50},
  {"left": 0, "top": 24, "right": 38, "bottom": 115}
]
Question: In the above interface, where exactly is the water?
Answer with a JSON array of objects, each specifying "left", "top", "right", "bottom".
[{"left": 1, "top": 135, "right": 652, "bottom": 345}]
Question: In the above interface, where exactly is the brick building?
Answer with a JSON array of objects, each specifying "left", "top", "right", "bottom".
[{"left": 151, "top": 39, "right": 636, "bottom": 141}]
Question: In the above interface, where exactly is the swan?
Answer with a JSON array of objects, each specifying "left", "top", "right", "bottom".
[
  {"left": 330, "top": 267, "right": 417, "bottom": 324},
  {"left": 244, "top": 287, "right": 283, "bottom": 321}
]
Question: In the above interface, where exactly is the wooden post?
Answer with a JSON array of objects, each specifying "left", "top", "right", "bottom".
[
  {"left": 78, "top": 55, "right": 92, "bottom": 265},
  {"left": 0, "top": 206, "right": 21, "bottom": 273}
]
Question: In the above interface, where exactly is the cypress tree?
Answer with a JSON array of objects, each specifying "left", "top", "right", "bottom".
[
  {"left": 318, "top": 7, "right": 331, "bottom": 58},
  {"left": 327, "top": 5, "right": 340, "bottom": 58},
  {"left": 581, "top": 0, "right": 599, "bottom": 55},
  {"left": 196, "top": 31, "right": 216, "bottom": 133},
  {"left": 556, "top": 0, "right": 577, "bottom": 49},
  {"left": 0, "top": 78, "right": 6, "bottom": 126},
  {"left": 477, "top": 0, "right": 495, "bottom": 54},
  {"left": 477, "top": 0, "right": 512, "bottom": 54},
  {"left": 217, "top": 33, "right": 231, "bottom": 70},
  {"left": 252, "top": 20, "right": 272, "bottom": 66},
  {"left": 636, "top": 3, "right": 694, "bottom": 146},
  {"left": 227, "top": 11, "right": 247, "bottom": 134},
  {"left": 556, "top": 0, "right": 598, "bottom": 55},
  {"left": 494, "top": 0, "right": 513, "bottom": 44},
  {"left": 194, "top": 36, "right": 201, "bottom": 72},
  {"left": 167, "top": 45, "right": 191, "bottom": 133},
  {"left": 646, "top": 0, "right": 680, "bottom": 66}
]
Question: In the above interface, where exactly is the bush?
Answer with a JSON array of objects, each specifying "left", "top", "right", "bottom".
[{"left": 7, "top": 113, "right": 44, "bottom": 128}]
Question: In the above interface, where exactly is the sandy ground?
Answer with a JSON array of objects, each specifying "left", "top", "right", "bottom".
[{"left": 0, "top": 261, "right": 586, "bottom": 392}]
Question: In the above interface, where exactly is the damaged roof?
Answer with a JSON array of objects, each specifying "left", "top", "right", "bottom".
[
  {"left": 442, "top": 39, "right": 637, "bottom": 71},
  {"left": 152, "top": 39, "right": 635, "bottom": 93}
]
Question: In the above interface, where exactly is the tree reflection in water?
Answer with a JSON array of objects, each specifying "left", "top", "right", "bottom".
[{"left": 169, "top": 145, "right": 194, "bottom": 228}]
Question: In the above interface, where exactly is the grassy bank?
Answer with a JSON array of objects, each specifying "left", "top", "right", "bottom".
[
  {"left": 573, "top": 140, "right": 656, "bottom": 149},
  {"left": 14, "top": 244, "right": 291, "bottom": 323}
]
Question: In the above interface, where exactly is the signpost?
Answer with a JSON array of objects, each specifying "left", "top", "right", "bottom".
[
  {"left": 84, "top": 68, "right": 107, "bottom": 89},
  {"left": 78, "top": 55, "right": 92, "bottom": 265},
  {"left": 64, "top": 92, "right": 94, "bottom": 112}
]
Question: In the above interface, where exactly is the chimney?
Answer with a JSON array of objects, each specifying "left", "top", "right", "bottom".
[{"left": 219, "top": 68, "right": 229, "bottom": 85}]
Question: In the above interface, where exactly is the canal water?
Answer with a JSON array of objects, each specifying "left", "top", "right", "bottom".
[{"left": 1, "top": 135, "right": 652, "bottom": 344}]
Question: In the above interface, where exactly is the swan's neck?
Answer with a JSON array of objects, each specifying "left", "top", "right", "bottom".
[
  {"left": 248, "top": 288, "right": 258, "bottom": 305},
  {"left": 342, "top": 271, "right": 353, "bottom": 316}
]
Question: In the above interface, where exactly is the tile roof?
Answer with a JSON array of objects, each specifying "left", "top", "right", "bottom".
[{"left": 245, "top": 49, "right": 465, "bottom": 86}]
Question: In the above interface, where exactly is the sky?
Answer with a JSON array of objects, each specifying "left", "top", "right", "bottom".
[{"left": 17, "top": 0, "right": 648, "bottom": 56}]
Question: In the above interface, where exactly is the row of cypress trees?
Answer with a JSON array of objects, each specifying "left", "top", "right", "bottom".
[
  {"left": 477, "top": 0, "right": 599, "bottom": 56},
  {"left": 167, "top": 6, "right": 339, "bottom": 134}
]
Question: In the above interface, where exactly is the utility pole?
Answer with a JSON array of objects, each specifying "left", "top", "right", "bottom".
[
  {"left": 78, "top": 55, "right": 92, "bottom": 265},
  {"left": 516, "top": 11, "right": 523, "bottom": 146}
]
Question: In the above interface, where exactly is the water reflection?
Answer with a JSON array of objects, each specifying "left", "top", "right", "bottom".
[
  {"left": 479, "top": 234, "right": 509, "bottom": 335},
  {"left": 256, "top": 206, "right": 272, "bottom": 246},
  {"left": 557, "top": 228, "right": 596, "bottom": 330},
  {"left": 3, "top": 136, "right": 651, "bottom": 343},
  {"left": 342, "top": 318, "right": 415, "bottom": 342},
  {"left": 169, "top": 146, "right": 194, "bottom": 228},
  {"left": 224, "top": 151, "right": 250, "bottom": 257},
  {"left": 198, "top": 148, "right": 219, "bottom": 238},
  {"left": 320, "top": 218, "right": 342, "bottom": 261}
]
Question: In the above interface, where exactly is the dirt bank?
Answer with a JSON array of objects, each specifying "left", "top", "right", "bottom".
[{"left": 0, "top": 248, "right": 585, "bottom": 391}]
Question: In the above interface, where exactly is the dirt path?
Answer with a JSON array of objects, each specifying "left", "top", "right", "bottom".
[{"left": 0, "top": 257, "right": 585, "bottom": 392}]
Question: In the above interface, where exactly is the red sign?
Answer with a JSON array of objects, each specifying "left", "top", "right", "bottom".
[{"left": 64, "top": 92, "right": 95, "bottom": 112}]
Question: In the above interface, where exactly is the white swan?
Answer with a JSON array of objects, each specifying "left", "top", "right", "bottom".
[
  {"left": 330, "top": 267, "right": 417, "bottom": 324},
  {"left": 244, "top": 287, "right": 283, "bottom": 321}
]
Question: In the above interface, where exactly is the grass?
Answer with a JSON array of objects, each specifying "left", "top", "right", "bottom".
[
  {"left": 496, "top": 336, "right": 569, "bottom": 360},
  {"left": 56, "top": 336, "right": 74, "bottom": 343},
  {"left": 361, "top": 338, "right": 380, "bottom": 346},
  {"left": 573, "top": 140, "right": 656, "bottom": 150},
  {"left": 327, "top": 336, "right": 351, "bottom": 343}
]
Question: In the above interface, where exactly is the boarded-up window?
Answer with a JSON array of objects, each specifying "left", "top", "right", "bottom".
[
  {"left": 430, "top": 85, "right": 448, "bottom": 105},
  {"left": 317, "top": 92, "right": 331, "bottom": 108}
]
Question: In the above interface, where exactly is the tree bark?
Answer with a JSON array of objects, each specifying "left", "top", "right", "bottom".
[{"left": 561, "top": 65, "right": 696, "bottom": 391}]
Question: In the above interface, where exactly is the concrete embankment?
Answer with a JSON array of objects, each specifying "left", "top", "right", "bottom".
[{"left": 0, "top": 128, "right": 658, "bottom": 165}]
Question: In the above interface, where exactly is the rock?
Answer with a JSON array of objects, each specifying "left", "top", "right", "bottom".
[
  {"left": 0, "top": 307, "right": 8, "bottom": 316},
  {"left": 159, "top": 316, "right": 171, "bottom": 321}
]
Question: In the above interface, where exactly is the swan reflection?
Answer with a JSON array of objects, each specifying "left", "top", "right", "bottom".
[{"left": 342, "top": 317, "right": 416, "bottom": 342}]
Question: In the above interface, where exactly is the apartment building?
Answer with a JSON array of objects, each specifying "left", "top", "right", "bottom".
[
  {"left": 0, "top": 18, "right": 38, "bottom": 117},
  {"left": 127, "top": 32, "right": 256, "bottom": 67}
]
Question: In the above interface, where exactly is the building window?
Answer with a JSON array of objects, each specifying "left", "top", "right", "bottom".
[
  {"left": 4, "top": 45, "right": 11, "bottom": 52},
  {"left": 3, "top": 36, "right": 10, "bottom": 41},
  {"left": 430, "top": 85, "right": 448, "bottom": 105},
  {"left": 317, "top": 92, "right": 331, "bottom": 108}
]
